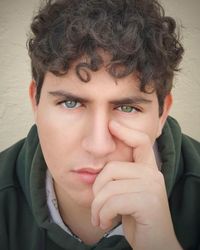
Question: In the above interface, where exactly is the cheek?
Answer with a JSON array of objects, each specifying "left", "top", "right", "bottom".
[
  {"left": 37, "top": 103, "right": 84, "bottom": 143},
  {"left": 36, "top": 109, "right": 85, "bottom": 171}
]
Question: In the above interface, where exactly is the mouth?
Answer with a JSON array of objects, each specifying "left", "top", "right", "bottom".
[{"left": 71, "top": 167, "right": 102, "bottom": 185}]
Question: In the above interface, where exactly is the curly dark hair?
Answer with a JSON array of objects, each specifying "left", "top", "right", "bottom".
[{"left": 28, "top": 0, "right": 184, "bottom": 114}]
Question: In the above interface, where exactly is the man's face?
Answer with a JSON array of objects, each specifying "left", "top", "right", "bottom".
[{"left": 30, "top": 66, "right": 171, "bottom": 208}]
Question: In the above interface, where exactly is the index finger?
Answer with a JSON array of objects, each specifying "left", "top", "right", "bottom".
[{"left": 109, "top": 120, "right": 157, "bottom": 167}]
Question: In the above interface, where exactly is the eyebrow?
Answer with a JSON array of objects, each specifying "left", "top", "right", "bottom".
[
  {"left": 48, "top": 90, "right": 152, "bottom": 105},
  {"left": 49, "top": 90, "right": 88, "bottom": 103}
]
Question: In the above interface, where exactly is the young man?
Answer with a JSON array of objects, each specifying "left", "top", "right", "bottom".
[{"left": 0, "top": 0, "right": 200, "bottom": 249}]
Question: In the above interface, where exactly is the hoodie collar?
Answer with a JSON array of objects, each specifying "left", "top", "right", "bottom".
[{"left": 157, "top": 116, "right": 183, "bottom": 197}]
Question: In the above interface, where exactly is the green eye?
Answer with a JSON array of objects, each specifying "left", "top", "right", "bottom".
[
  {"left": 62, "top": 100, "right": 81, "bottom": 109},
  {"left": 118, "top": 105, "right": 135, "bottom": 113}
]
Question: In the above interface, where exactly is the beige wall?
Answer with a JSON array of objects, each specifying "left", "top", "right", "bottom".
[{"left": 0, "top": 0, "right": 200, "bottom": 151}]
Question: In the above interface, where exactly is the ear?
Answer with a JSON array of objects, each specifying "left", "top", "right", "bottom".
[
  {"left": 29, "top": 80, "right": 38, "bottom": 121},
  {"left": 156, "top": 94, "right": 173, "bottom": 138}
]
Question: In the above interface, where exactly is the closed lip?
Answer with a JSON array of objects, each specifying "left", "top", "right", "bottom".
[{"left": 72, "top": 167, "right": 103, "bottom": 174}]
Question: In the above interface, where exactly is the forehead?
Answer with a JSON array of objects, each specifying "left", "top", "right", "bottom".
[
  {"left": 42, "top": 51, "right": 155, "bottom": 100},
  {"left": 43, "top": 67, "right": 153, "bottom": 99}
]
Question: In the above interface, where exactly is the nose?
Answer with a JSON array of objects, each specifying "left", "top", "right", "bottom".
[{"left": 82, "top": 112, "right": 116, "bottom": 158}]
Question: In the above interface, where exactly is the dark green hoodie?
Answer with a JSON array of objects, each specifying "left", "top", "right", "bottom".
[{"left": 0, "top": 117, "right": 200, "bottom": 250}]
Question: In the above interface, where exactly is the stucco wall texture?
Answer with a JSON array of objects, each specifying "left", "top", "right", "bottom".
[{"left": 0, "top": 0, "right": 200, "bottom": 151}]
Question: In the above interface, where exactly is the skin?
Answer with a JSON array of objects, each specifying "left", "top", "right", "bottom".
[{"left": 30, "top": 64, "right": 182, "bottom": 249}]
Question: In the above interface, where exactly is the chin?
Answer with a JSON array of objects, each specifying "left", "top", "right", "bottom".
[{"left": 74, "top": 190, "right": 94, "bottom": 209}]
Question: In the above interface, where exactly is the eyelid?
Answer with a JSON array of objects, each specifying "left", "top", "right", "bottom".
[
  {"left": 56, "top": 98, "right": 83, "bottom": 109},
  {"left": 57, "top": 98, "right": 81, "bottom": 104},
  {"left": 55, "top": 98, "right": 142, "bottom": 112},
  {"left": 115, "top": 104, "right": 142, "bottom": 112}
]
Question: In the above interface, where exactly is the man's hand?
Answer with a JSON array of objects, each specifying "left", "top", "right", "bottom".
[{"left": 91, "top": 120, "right": 182, "bottom": 250}]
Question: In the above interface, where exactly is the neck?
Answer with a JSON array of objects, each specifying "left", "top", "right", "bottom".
[{"left": 54, "top": 181, "right": 121, "bottom": 245}]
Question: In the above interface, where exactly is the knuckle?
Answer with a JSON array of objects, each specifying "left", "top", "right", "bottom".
[
  {"left": 141, "top": 133, "right": 151, "bottom": 146},
  {"left": 152, "top": 172, "right": 166, "bottom": 194},
  {"left": 92, "top": 181, "right": 98, "bottom": 194},
  {"left": 147, "top": 168, "right": 164, "bottom": 183},
  {"left": 155, "top": 171, "right": 165, "bottom": 183},
  {"left": 103, "top": 161, "right": 118, "bottom": 174},
  {"left": 91, "top": 196, "right": 99, "bottom": 209},
  {"left": 91, "top": 196, "right": 99, "bottom": 212},
  {"left": 99, "top": 205, "right": 107, "bottom": 223},
  {"left": 105, "top": 181, "right": 115, "bottom": 193}
]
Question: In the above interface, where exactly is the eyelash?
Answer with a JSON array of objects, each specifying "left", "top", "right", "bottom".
[
  {"left": 58, "top": 100, "right": 82, "bottom": 109},
  {"left": 116, "top": 105, "right": 142, "bottom": 113},
  {"left": 57, "top": 100, "right": 142, "bottom": 113}
]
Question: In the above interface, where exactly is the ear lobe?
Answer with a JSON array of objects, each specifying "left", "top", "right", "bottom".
[
  {"left": 29, "top": 80, "right": 38, "bottom": 119},
  {"left": 156, "top": 94, "right": 173, "bottom": 138}
]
